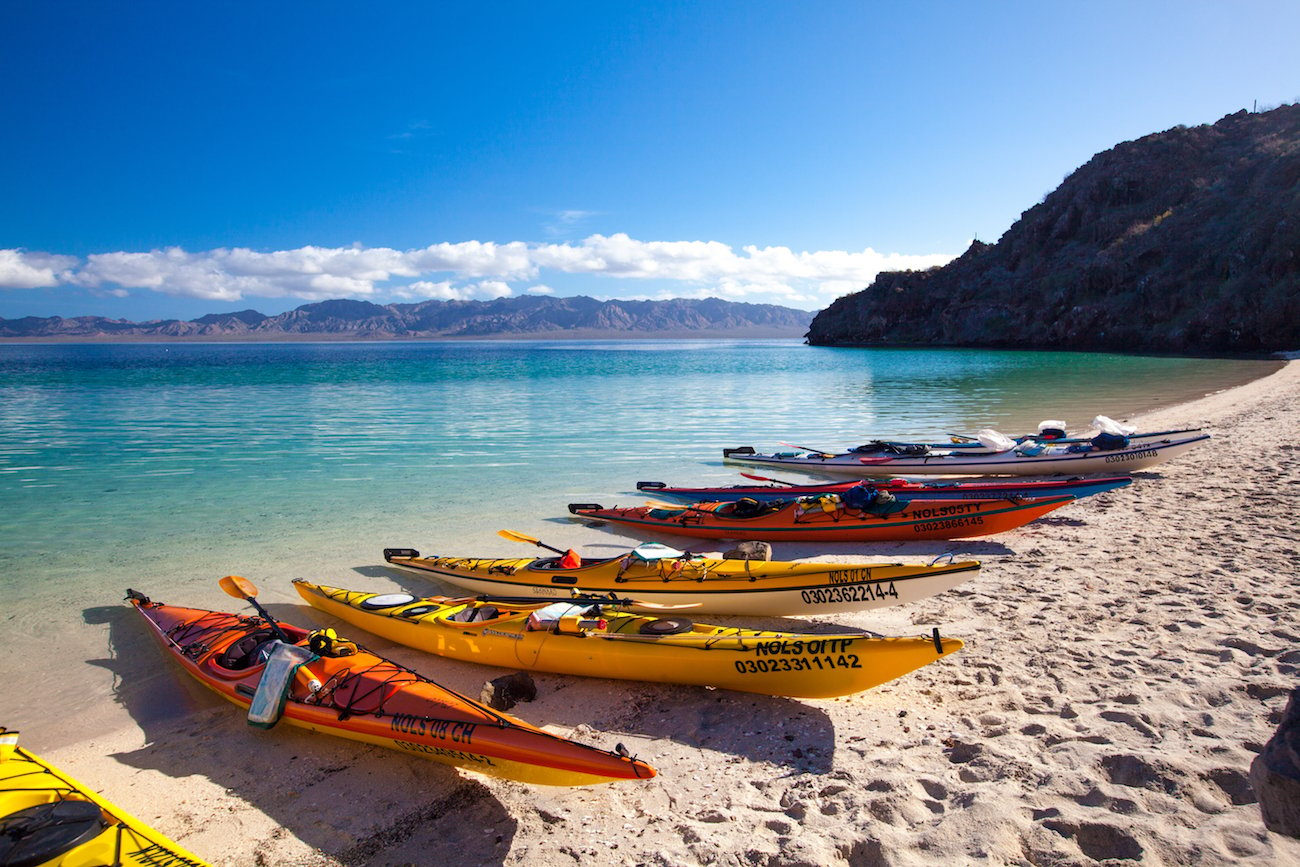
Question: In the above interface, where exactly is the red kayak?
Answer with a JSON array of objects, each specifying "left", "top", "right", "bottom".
[
  {"left": 637, "top": 474, "right": 1132, "bottom": 505},
  {"left": 569, "top": 494, "right": 1075, "bottom": 542}
]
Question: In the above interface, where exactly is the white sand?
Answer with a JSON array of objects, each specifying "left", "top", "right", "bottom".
[{"left": 42, "top": 361, "right": 1300, "bottom": 866}]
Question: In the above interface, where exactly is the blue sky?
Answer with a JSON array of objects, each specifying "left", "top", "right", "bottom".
[{"left": 2, "top": 1, "right": 1297, "bottom": 319}]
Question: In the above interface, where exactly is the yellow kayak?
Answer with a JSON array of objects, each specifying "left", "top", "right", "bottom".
[
  {"left": 0, "top": 727, "right": 211, "bottom": 867},
  {"left": 381, "top": 545, "right": 980, "bottom": 616},
  {"left": 294, "top": 580, "right": 963, "bottom": 699}
]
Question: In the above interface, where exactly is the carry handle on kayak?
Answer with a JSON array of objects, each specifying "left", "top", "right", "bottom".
[
  {"left": 383, "top": 548, "right": 420, "bottom": 561},
  {"left": 636, "top": 481, "right": 666, "bottom": 491},
  {"left": 722, "top": 446, "right": 756, "bottom": 457},
  {"left": 567, "top": 503, "right": 603, "bottom": 514}
]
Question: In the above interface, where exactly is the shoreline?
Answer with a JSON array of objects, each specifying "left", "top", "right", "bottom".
[
  {"left": 0, "top": 336, "right": 1293, "bottom": 361},
  {"left": 0, "top": 329, "right": 812, "bottom": 343},
  {"left": 33, "top": 360, "right": 1300, "bottom": 865}
]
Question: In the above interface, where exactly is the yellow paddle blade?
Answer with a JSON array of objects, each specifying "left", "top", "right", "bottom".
[
  {"left": 498, "top": 529, "right": 540, "bottom": 545},
  {"left": 219, "top": 574, "right": 258, "bottom": 600}
]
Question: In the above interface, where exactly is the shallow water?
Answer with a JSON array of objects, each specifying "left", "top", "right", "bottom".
[{"left": 0, "top": 340, "right": 1277, "bottom": 746}]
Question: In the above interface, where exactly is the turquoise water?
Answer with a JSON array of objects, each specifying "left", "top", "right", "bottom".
[{"left": 0, "top": 340, "right": 1277, "bottom": 745}]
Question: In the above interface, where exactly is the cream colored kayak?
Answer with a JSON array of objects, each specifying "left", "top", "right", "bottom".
[
  {"left": 294, "top": 580, "right": 963, "bottom": 699},
  {"left": 381, "top": 545, "right": 980, "bottom": 616},
  {"left": 722, "top": 432, "right": 1210, "bottom": 477}
]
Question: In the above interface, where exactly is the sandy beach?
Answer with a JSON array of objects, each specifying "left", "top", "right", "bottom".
[{"left": 36, "top": 360, "right": 1300, "bottom": 866}]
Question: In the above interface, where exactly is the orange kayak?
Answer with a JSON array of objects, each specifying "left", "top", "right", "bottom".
[
  {"left": 568, "top": 495, "right": 1075, "bottom": 542},
  {"left": 127, "top": 590, "right": 655, "bottom": 786}
]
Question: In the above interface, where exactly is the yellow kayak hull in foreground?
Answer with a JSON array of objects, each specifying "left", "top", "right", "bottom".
[
  {"left": 382, "top": 548, "right": 980, "bottom": 616},
  {"left": 294, "top": 580, "right": 963, "bottom": 699},
  {"left": 0, "top": 727, "right": 211, "bottom": 867}
]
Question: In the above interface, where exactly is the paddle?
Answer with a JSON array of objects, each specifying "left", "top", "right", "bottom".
[
  {"left": 583, "top": 630, "right": 720, "bottom": 643},
  {"left": 497, "top": 529, "right": 582, "bottom": 568},
  {"left": 219, "top": 575, "right": 291, "bottom": 642},
  {"left": 498, "top": 529, "right": 567, "bottom": 555},
  {"left": 778, "top": 441, "right": 840, "bottom": 457},
  {"left": 739, "top": 472, "right": 798, "bottom": 486},
  {"left": 451, "top": 593, "right": 698, "bottom": 610}
]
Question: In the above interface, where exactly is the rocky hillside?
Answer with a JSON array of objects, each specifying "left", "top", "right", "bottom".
[
  {"left": 0, "top": 296, "right": 813, "bottom": 340},
  {"left": 807, "top": 104, "right": 1300, "bottom": 354}
]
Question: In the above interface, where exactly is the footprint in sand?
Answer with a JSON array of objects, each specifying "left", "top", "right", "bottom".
[
  {"left": 1100, "top": 753, "right": 1180, "bottom": 794},
  {"left": 1041, "top": 819, "right": 1144, "bottom": 861},
  {"left": 1099, "top": 710, "right": 1161, "bottom": 740}
]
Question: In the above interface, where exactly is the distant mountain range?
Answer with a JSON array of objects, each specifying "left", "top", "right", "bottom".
[{"left": 0, "top": 296, "right": 815, "bottom": 340}]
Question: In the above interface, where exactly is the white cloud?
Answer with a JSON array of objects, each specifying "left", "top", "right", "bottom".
[
  {"left": 0, "top": 249, "right": 80, "bottom": 289},
  {"left": 396, "top": 280, "right": 461, "bottom": 301},
  {"left": 10, "top": 234, "right": 958, "bottom": 310},
  {"left": 394, "top": 279, "right": 515, "bottom": 302},
  {"left": 68, "top": 245, "right": 419, "bottom": 301},
  {"left": 532, "top": 234, "right": 738, "bottom": 280},
  {"left": 472, "top": 280, "right": 514, "bottom": 299},
  {"left": 407, "top": 241, "right": 535, "bottom": 280}
]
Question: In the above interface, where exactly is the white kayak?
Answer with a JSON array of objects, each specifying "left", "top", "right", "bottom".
[{"left": 723, "top": 432, "right": 1210, "bottom": 477}]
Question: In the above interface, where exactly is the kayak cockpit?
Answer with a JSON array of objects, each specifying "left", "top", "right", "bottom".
[
  {"left": 526, "top": 555, "right": 624, "bottom": 571},
  {"left": 210, "top": 624, "right": 310, "bottom": 675},
  {"left": 215, "top": 629, "right": 280, "bottom": 671},
  {"left": 444, "top": 604, "right": 504, "bottom": 624}
]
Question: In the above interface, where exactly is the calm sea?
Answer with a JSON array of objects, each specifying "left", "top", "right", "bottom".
[{"left": 0, "top": 340, "right": 1278, "bottom": 746}]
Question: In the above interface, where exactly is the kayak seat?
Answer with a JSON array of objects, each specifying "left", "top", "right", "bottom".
[
  {"left": 724, "top": 498, "right": 784, "bottom": 518},
  {"left": 218, "top": 630, "right": 278, "bottom": 670},
  {"left": 447, "top": 605, "right": 500, "bottom": 623},
  {"left": 639, "top": 617, "right": 693, "bottom": 635}
]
